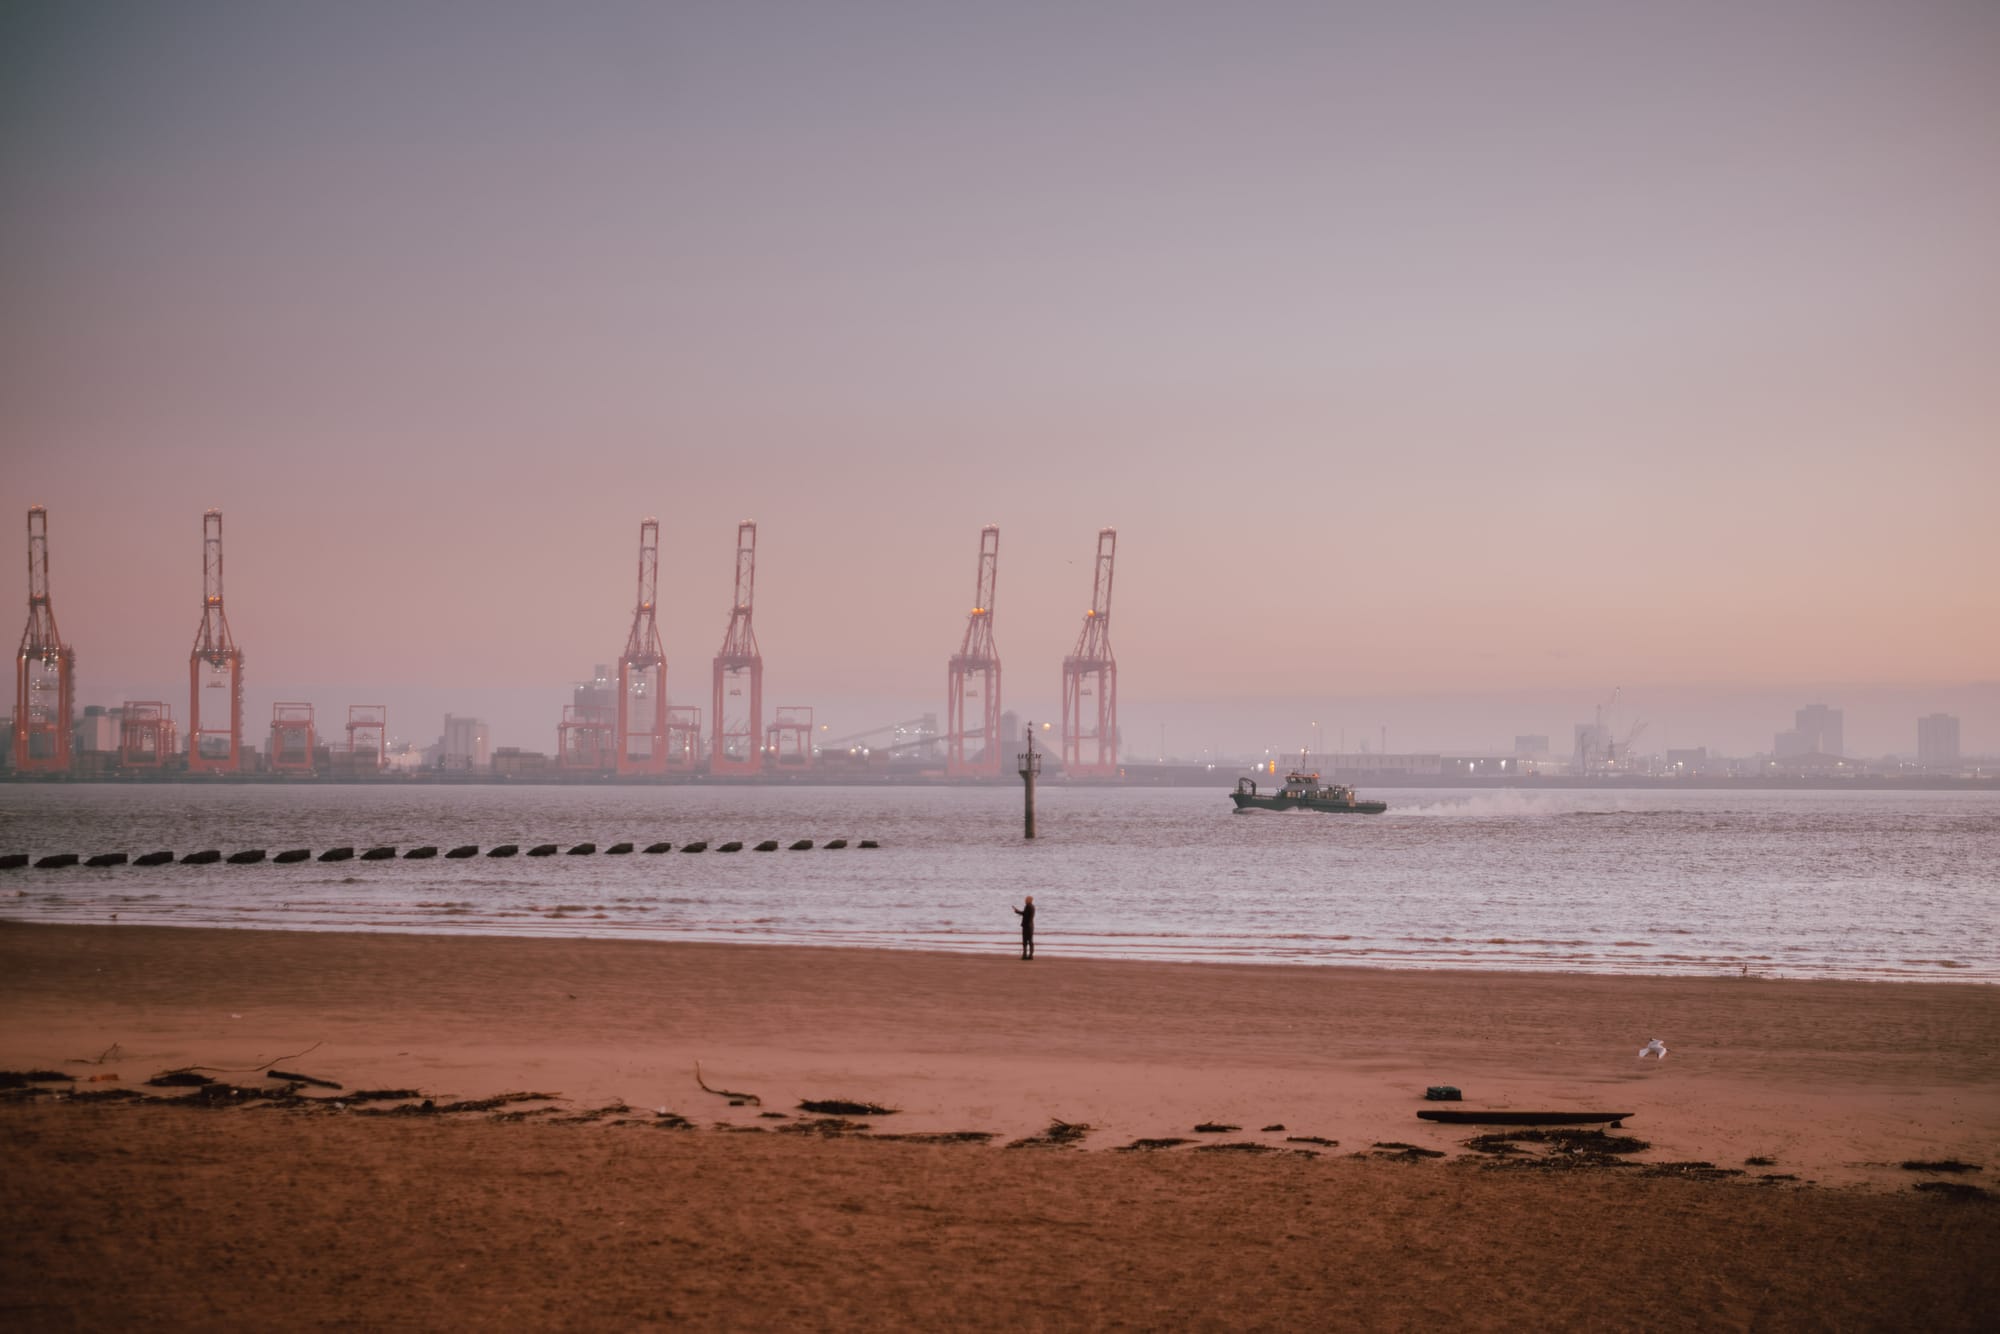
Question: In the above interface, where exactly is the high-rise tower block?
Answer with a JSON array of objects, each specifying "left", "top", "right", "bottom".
[
  {"left": 617, "top": 518, "right": 669, "bottom": 775},
  {"left": 710, "top": 521, "right": 764, "bottom": 775},
  {"left": 13, "top": 507, "right": 76, "bottom": 774},
  {"left": 1061, "top": 527, "right": 1119, "bottom": 777},
  {"left": 946, "top": 524, "right": 1002, "bottom": 778},
  {"left": 187, "top": 509, "right": 244, "bottom": 774}
]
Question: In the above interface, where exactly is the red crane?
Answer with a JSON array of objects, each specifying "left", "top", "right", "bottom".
[
  {"left": 119, "top": 701, "right": 178, "bottom": 770},
  {"left": 946, "top": 524, "right": 1002, "bottom": 778},
  {"left": 346, "top": 704, "right": 387, "bottom": 772},
  {"left": 710, "top": 521, "right": 764, "bottom": 775},
  {"left": 13, "top": 506, "right": 76, "bottom": 774},
  {"left": 1061, "top": 527, "right": 1119, "bottom": 777},
  {"left": 617, "top": 517, "right": 668, "bottom": 775},
  {"left": 187, "top": 509, "right": 244, "bottom": 774},
  {"left": 268, "top": 702, "right": 317, "bottom": 774}
]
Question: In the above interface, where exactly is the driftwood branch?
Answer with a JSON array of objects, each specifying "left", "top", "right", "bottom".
[
  {"left": 169, "top": 1040, "right": 325, "bottom": 1076},
  {"left": 694, "top": 1061, "right": 762, "bottom": 1106}
]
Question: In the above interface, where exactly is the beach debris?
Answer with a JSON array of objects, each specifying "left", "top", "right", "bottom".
[
  {"left": 1913, "top": 1181, "right": 1989, "bottom": 1201},
  {"left": 605, "top": 842, "right": 634, "bottom": 855},
  {"left": 339, "top": 1087, "right": 426, "bottom": 1103},
  {"left": 1196, "top": 1142, "right": 1281, "bottom": 1154},
  {"left": 643, "top": 842, "right": 672, "bottom": 854},
  {"left": 776, "top": 1117, "right": 873, "bottom": 1137},
  {"left": 404, "top": 846, "right": 438, "bottom": 859},
  {"left": 876, "top": 1130, "right": 998, "bottom": 1144},
  {"left": 267, "top": 1069, "right": 341, "bottom": 1090},
  {"left": 318, "top": 847, "right": 354, "bottom": 862},
  {"left": 754, "top": 840, "right": 779, "bottom": 852},
  {"left": 1286, "top": 1136, "right": 1338, "bottom": 1147},
  {"left": 694, "top": 1062, "right": 763, "bottom": 1106},
  {"left": 1745, "top": 1155, "right": 1776, "bottom": 1166},
  {"left": 648, "top": 1109, "right": 696, "bottom": 1129},
  {"left": 487, "top": 844, "right": 519, "bottom": 857},
  {"left": 567, "top": 843, "right": 596, "bottom": 855},
  {"left": 823, "top": 839, "right": 847, "bottom": 850},
  {"left": 85, "top": 852, "right": 129, "bottom": 867},
  {"left": 87, "top": 1072, "right": 120, "bottom": 1082},
  {"left": 1006, "top": 1120, "right": 1092, "bottom": 1149},
  {"left": 717, "top": 841, "right": 744, "bottom": 853},
  {"left": 133, "top": 851, "right": 174, "bottom": 866},
  {"left": 1424, "top": 1085, "right": 1462, "bottom": 1101},
  {"left": 1371, "top": 1142, "right": 1447, "bottom": 1161},
  {"left": 1417, "top": 1109, "right": 1633, "bottom": 1126},
  {"left": 1900, "top": 1159, "right": 1982, "bottom": 1174},
  {"left": 758, "top": 1111, "right": 788, "bottom": 1119},
  {"left": 681, "top": 842, "right": 708, "bottom": 852},
  {"left": 360, "top": 846, "right": 396, "bottom": 861},
  {"left": 0, "top": 1070, "right": 73, "bottom": 1089},
  {"left": 34, "top": 853, "right": 79, "bottom": 869},
  {"left": 1116, "top": 1138, "right": 1194, "bottom": 1152},
  {"left": 789, "top": 840, "right": 813, "bottom": 851},
  {"left": 226, "top": 849, "right": 267, "bottom": 864},
  {"left": 147, "top": 1070, "right": 216, "bottom": 1087},
  {"left": 799, "top": 1098, "right": 898, "bottom": 1117},
  {"left": 1640, "top": 1162, "right": 1743, "bottom": 1180},
  {"left": 1193, "top": 1122, "right": 1239, "bottom": 1134},
  {"left": 1638, "top": 1038, "right": 1668, "bottom": 1060},
  {"left": 561, "top": 1100, "right": 632, "bottom": 1123},
  {"left": 181, "top": 849, "right": 222, "bottom": 865},
  {"left": 272, "top": 849, "right": 311, "bottom": 863},
  {"left": 1465, "top": 1128, "right": 1650, "bottom": 1168},
  {"left": 1260, "top": 1123, "right": 1286, "bottom": 1132},
  {"left": 527, "top": 844, "right": 559, "bottom": 857}
]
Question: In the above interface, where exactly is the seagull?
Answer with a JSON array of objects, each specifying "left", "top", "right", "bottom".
[{"left": 1638, "top": 1038, "right": 1668, "bottom": 1060}]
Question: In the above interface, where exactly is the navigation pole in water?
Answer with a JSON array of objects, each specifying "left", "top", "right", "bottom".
[{"left": 1019, "top": 723, "right": 1040, "bottom": 839}]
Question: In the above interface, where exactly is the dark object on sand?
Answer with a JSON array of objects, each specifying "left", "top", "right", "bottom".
[
  {"left": 35, "top": 853, "right": 80, "bottom": 869},
  {"left": 86, "top": 852, "right": 129, "bottom": 867},
  {"left": 643, "top": 842, "right": 672, "bottom": 854},
  {"left": 1374, "top": 1142, "right": 1447, "bottom": 1159},
  {"left": 822, "top": 839, "right": 847, "bottom": 849},
  {"left": 754, "top": 840, "right": 779, "bottom": 852},
  {"left": 605, "top": 842, "right": 634, "bottom": 855},
  {"left": 717, "top": 841, "right": 743, "bottom": 853},
  {"left": 857, "top": 839, "right": 879, "bottom": 848},
  {"left": 789, "top": 839, "right": 813, "bottom": 850},
  {"left": 681, "top": 841, "right": 708, "bottom": 853},
  {"left": 318, "top": 847, "right": 354, "bottom": 862},
  {"left": 1007, "top": 1120, "right": 1092, "bottom": 1149},
  {"left": 182, "top": 850, "right": 222, "bottom": 865},
  {"left": 1425, "top": 1085, "right": 1462, "bottom": 1101},
  {"left": 0, "top": 1070, "right": 72, "bottom": 1088},
  {"left": 1419, "top": 1109, "right": 1634, "bottom": 1126},
  {"left": 1901, "top": 1159, "right": 1982, "bottom": 1173},
  {"left": 0, "top": 854, "right": 28, "bottom": 870},
  {"left": 268, "top": 1069, "right": 341, "bottom": 1090},
  {"left": 1193, "top": 1122, "right": 1240, "bottom": 1133},
  {"left": 147, "top": 1070, "right": 216, "bottom": 1087},
  {"left": 567, "top": 842, "right": 596, "bottom": 855},
  {"left": 403, "top": 846, "right": 438, "bottom": 860},
  {"left": 1117, "top": 1138, "right": 1193, "bottom": 1152},
  {"left": 1913, "top": 1181, "right": 1989, "bottom": 1201},
  {"left": 445, "top": 845, "right": 478, "bottom": 859},
  {"left": 799, "top": 1098, "right": 897, "bottom": 1117},
  {"left": 273, "top": 849, "right": 311, "bottom": 863},
  {"left": 1287, "top": 1135, "right": 1338, "bottom": 1146},
  {"left": 487, "top": 844, "right": 519, "bottom": 858},
  {"left": 360, "top": 846, "right": 396, "bottom": 861},
  {"left": 527, "top": 844, "right": 559, "bottom": 857},
  {"left": 134, "top": 850, "right": 174, "bottom": 866},
  {"left": 1261, "top": 1123, "right": 1286, "bottom": 1132},
  {"left": 226, "top": 849, "right": 266, "bottom": 864}
]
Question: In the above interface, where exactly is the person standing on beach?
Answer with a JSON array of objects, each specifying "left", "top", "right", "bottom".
[{"left": 1013, "top": 895, "right": 1035, "bottom": 960}]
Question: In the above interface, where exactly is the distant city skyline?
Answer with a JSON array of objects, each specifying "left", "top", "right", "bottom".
[{"left": 5, "top": 2, "right": 1995, "bottom": 760}]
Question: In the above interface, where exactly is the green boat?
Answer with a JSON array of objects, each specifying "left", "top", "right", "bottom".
[{"left": 1231, "top": 770, "right": 1387, "bottom": 814}]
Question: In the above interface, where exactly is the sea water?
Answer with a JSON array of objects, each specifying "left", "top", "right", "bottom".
[{"left": 1, "top": 784, "right": 1993, "bottom": 981}]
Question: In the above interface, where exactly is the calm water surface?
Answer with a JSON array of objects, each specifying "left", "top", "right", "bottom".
[{"left": 1, "top": 785, "right": 1994, "bottom": 981}]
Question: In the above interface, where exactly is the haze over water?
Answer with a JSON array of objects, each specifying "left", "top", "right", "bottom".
[{"left": 5, "top": 785, "right": 1993, "bottom": 982}]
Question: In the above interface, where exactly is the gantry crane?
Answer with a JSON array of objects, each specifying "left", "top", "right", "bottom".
[
  {"left": 710, "top": 521, "right": 763, "bottom": 775},
  {"left": 187, "top": 510, "right": 244, "bottom": 774},
  {"left": 13, "top": 506, "right": 75, "bottom": 774},
  {"left": 1061, "top": 527, "right": 1119, "bottom": 777},
  {"left": 946, "top": 525, "right": 1002, "bottom": 777},
  {"left": 617, "top": 517, "right": 668, "bottom": 775}
]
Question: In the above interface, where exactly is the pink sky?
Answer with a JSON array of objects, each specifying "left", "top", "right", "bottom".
[{"left": 4, "top": 1, "right": 1995, "bottom": 756}]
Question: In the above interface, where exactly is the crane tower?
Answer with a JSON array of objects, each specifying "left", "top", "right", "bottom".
[
  {"left": 187, "top": 509, "right": 245, "bottom": 774},
  {"left": 1061, "top": 527, "right": 1119, "bottom": 777},
  {"left": 13, "top": 506, "right": 76, "bottom": 774},
  {"left": 617, "top": 517, "right": 669, "bottom": 775},
  {"left": 710, "top": 520, "right": 763, "bottom": 775},
  {"left": 946, "top": 525, "right": 1002, "bottom": 777}
]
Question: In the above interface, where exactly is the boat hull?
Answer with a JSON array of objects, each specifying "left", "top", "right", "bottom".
[{"left": 1231, "top": 793, "right": 1387, "bottom": 814}]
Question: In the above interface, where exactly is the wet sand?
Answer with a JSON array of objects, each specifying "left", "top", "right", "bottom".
[{"left": 2, "top": 922, "right": 1996, "bottom": 1327}]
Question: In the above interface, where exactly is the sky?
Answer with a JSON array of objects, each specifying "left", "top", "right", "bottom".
[{"left": 3, "top": 0, "right": 1996, "bottom": 758}]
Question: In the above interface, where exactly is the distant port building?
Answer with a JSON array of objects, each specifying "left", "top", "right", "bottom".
[
  {"left": 1775, "top": 704, "right": 1843, "bottom": 759},
  {"left": 1917, "top": 714, "right": 1961, "bottom": 772}
]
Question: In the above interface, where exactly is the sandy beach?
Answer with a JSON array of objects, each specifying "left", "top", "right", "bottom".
[{"left": 3, "top": 921, "right": 1996, "bottom": 1327}]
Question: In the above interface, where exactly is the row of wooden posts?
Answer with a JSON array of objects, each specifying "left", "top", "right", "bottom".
[{"left": 1, "top": 839, "right": 879, "bottom": 869}]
